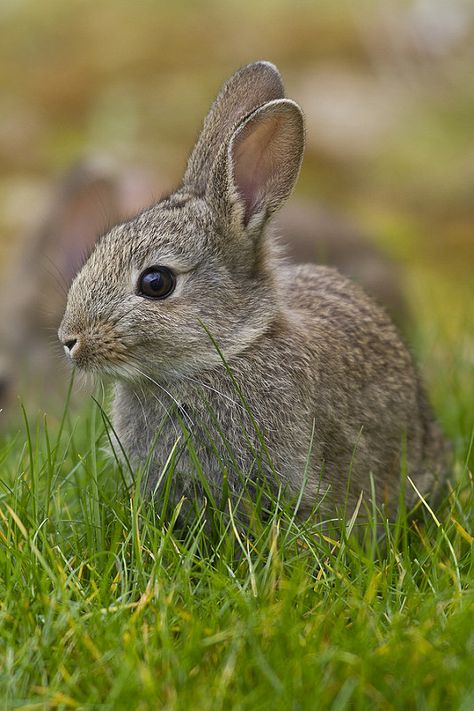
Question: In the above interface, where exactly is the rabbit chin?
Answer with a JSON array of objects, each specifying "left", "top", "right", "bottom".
[
  {"left": 69, "top": 345, "right": 139, "bottom": 376},
  {"left": 71, "top": 353, "right": 173, "bottom": 386}
]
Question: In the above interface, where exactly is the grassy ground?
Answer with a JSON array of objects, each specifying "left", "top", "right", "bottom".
[{"left": 0, "top": 271, "right": 473, "bottom": 711}]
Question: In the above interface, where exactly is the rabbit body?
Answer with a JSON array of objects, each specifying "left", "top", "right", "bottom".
[
  {"left": 113, "top": 258, "right": 442, "bottom": 518},
  {"left": 59, "top": 62, "right": 447, "bottom": 519}
]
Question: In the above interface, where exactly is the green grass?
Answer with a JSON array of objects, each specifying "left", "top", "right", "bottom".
[{"left": 0, "top": 309, "right": 473, "bottom": 711}]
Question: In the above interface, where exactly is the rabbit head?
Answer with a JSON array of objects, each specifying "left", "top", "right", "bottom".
[{"left": 59, "top": 62, "right": 304, "bottom": 382}]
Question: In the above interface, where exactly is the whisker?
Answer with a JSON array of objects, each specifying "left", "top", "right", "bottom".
[
  {"left": 132, "top": 387, "right": 149, "bottom": 433},
  {"left": 41, "top": 257, "right": 71, "bottom": 296},
  {"left": 178, "top": 372, "right": 244, "bottom": 411},
  {"left": 137, "top": 379, "right": 180, "bottom": 439},
  {"left": 110, "top": 303, "right": 143, "bottom": 329},
  {"left": 131, "top": 364, "right": 194, "bottom": 431}
]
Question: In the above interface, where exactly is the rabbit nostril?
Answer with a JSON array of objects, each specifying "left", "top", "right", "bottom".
[{"left": 64, "top": 338, "right": 78, "bottom": 352}]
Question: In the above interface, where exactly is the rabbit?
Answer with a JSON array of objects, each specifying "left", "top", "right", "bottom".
[
  {"left": 0, "top": 152, "right": 406, "bottom": 436},
  {"left": 0, "top": 159, "right": 190, "bottom": 427},
  {"left": 0, "top": 160, "right": 117, "bottom": 425},
  {"left": 0, "top": 159, "right": 167, "bottom": 428},
  {"left": 58, "top": 60, "right": 448, "bottom": 521}
]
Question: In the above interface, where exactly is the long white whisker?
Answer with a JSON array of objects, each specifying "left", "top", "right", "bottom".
[
  {"left": 131, "top": 365, "right": 195, "bottom": 430},
  {"left": 136, "top": 378, "right": 180, "bottom": 439},
  {"left": 178, "top": 372, "right": 244, "bottom": 411},
  {"left": 132, "top": 387, "right": 149, "bottom": 433}
]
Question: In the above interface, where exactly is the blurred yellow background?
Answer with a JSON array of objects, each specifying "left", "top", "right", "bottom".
[{"left": 1, "top": 0, "right": 473, "bottom": 262}]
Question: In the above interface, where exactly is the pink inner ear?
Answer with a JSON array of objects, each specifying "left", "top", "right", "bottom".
[{"left": 233, "top": 115, "right": 282, "bottom": 225}]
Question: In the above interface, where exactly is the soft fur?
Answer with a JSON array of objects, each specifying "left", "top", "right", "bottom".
[{"left": 59, "top": 61, "right": 448, "bottom": 520}]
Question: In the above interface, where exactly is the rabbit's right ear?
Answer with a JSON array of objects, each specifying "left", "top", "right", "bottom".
[
  {"left": 207, "top": 99, "right": 304, "bottom": 235},
  {"left": 183, "top": 61, "right": 284, "bottom": 196}
]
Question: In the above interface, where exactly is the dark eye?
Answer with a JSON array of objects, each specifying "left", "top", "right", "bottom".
[{"left": 137, "top": 266, "right": 176, "bottom": 300}]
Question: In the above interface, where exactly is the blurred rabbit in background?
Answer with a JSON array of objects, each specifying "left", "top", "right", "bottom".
[
  {"left": 0, "top": 160, "right": 408, "bottom": 429},
  {"left": 278, "top": 200, "right": 408, "bottom": 326},
  {"left": 0, "top": 161, "right": 124, "bottom": 427}
]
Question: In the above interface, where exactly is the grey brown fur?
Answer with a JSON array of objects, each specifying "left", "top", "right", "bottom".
[{"left": 59, "top": 62, "right": 447, "bottom": 519}]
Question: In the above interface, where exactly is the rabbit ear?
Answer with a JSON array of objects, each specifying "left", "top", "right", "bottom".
[
  {"left": 40, "top": 161, "right": 120, "bottom": 285},
  {"left": 208, "top": 99, "right": 304, "bottom": 232},
  {"left": 183, "top": 61, "right": 284, "bottom": 195}
]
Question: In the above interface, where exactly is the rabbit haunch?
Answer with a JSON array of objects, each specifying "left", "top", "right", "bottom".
[{"left": 59, "top": 61, "right": 447, "bottom": 519}]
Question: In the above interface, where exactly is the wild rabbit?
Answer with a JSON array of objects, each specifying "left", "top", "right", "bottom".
[
  {"left": 0, "top": 152, "right": 406, "bottom": 435},
  {"left": 59, "top": 62, "right": 447, "bottom": 520},
  {"left": 0, "top": 158, "right": 175, "bottom": 428},
  {"left": 276, "top": 199, "right": 409, "bottom": 327},
  {"left": 59, "top": 61, "right": 447, "bottom": 520},
  {"left": 1, "top": 144, "right": 181, "bottom": 429}
]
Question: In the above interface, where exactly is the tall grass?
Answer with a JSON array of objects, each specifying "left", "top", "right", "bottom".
[{"left": 0, "top": 365, "right": 472, "bottom": 710}]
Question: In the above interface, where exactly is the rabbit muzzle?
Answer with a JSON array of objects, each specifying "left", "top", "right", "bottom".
[{"left": 58, "top": 317, "right": 129, "bottom": 373}]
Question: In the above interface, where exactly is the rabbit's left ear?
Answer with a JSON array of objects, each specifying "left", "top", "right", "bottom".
[{"left": 208, "top": 99, "right": 304, "bottom": 233}]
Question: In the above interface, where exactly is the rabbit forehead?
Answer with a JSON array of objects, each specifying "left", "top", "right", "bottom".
[
  {"left": 69, "top": 197, "right": 219, "bottom": 305},
  {"left": 95, "top": 197, "right": 213, "bottom": 270}
]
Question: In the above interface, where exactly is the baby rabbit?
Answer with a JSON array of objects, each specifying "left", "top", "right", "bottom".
[
  {"left": 0, "top": 155, "right": 405, "bottom": 434},
  {"left": 276, "top": 200, "right": 409, "bottom": 328},
  {"left": 59, "top": 61, "right": 447, "bottom": 520}
]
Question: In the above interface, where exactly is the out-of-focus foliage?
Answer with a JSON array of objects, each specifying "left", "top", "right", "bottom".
[{"left": 1, "top": 0, "right": 473, "bottom": 272}]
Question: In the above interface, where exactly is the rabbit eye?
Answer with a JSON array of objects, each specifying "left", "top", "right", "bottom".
[{"left": 138, "top": 266, "right": 176, "bottom": 300}]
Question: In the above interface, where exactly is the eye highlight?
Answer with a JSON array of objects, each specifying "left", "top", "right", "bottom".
[{"left": 137, "top": 266, "right": 176, "bottom": 300}]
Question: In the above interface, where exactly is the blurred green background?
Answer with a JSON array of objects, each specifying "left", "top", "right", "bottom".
[
  {"left": 0, "top": 0, "right": 472, "bottom": 374},
  {"left": 2, "top": 1, "right": 473, "bottom": 260}
]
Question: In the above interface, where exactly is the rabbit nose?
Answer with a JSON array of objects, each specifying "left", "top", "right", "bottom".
[{"left": 61, "top": 336, "right": 79, "bottom": 356}]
